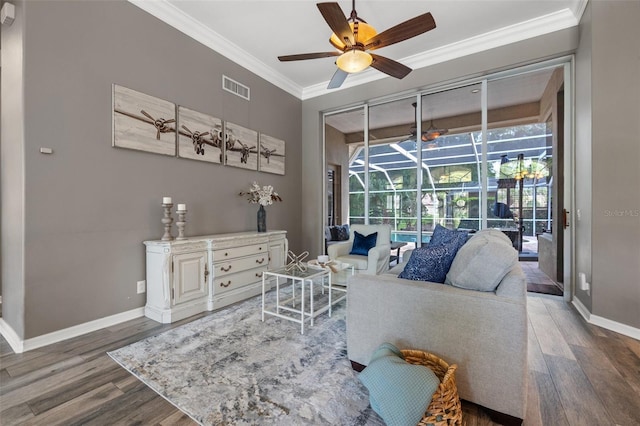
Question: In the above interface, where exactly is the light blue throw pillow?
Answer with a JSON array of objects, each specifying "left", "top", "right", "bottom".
[
  {"left": 350, "top": 231, "right": 378, "bottom": 256},
  {"left": 359, "top": 343, "right": 440, "bottom": 426}
]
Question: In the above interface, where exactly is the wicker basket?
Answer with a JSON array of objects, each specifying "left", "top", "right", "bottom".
[{"left": 401, "top": 349, "right": 463, "bottom": 426}]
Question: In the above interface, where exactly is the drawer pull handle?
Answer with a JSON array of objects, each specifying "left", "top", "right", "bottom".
[
  {"left": 256, "top": 258, "right": 265, "bottom": 264},
  {"left": 220, "top": 265, "right": 232, "bottom": 272},
  {"left": 224, "top": 252, "right": 229, "bottom": 257},
  {"left": 259, "top": 247, "right": 262, "bottom": 250},
  {"left": 220, "top": 280, "right": 232, "bottom": 288},
  {"left": 255, "top": 272, "right": 262, "bottom": 277}
]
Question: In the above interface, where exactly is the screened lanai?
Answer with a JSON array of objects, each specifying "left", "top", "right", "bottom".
[{"left": 348, "top": 125, "right": 553, "bottom": 254}]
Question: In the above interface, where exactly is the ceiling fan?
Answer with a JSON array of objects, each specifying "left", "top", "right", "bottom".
[
  {"left": 410, "top": 102, "right": 448, "bottom": 148},
  {"left": 278, "top": 1, "right": 436, "bottom": 89}
]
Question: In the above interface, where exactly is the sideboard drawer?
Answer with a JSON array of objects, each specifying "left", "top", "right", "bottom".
[
  {"left": 213, "top": 253, "right": 268, "bottom": 277},
  {"left": 214, "top": 267, "right": 267, "bottom": 295},
  {"left": 212, "top": 244, "right": 267, "bottom": 261}
]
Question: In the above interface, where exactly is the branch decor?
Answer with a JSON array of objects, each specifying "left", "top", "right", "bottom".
[{"left": 239, "top": 182, "right": 282, "bottom": 232}]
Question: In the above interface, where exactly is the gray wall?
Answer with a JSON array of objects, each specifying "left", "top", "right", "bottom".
[
  {"left": 2, "top": 0, "right": 302, "bottom": 339},
  {"left": 588, "top": 0, "right": 640, "bottom": 328},
  {"left": 574, "top": 1, "right": 593, "bottom": 311}
]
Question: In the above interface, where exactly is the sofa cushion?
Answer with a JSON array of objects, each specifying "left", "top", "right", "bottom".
[
  {"left": 429, "top": 224, "right": 469, "bottom": 250},
  {"left": 474, "top": 228, "right": 514, "bottom": 246},
  {"left": 445, "top": 234, "right": 518, "bottom": 291},
  {"left": 335, "top": 254, "right": 369, "bottom": 270},
  {"left": 350, "top": 231, "right": 378, "bottom": 256},
  {"left": 397, "top": 240, "right": 459, "bottom": 283},
  {"left": 359, "top": 343, "right": 439, "bottom": 426}
]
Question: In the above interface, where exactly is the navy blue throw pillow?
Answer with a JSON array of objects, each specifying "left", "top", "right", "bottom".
[
  {"left": 336, "top": 224, "right": 350, "bottom": 241},
  {"left": 398, "top": 240, "right": 459, "bottom": 283},
  {"left": 329, "top": 226, "right": 341, "bottom": 241},
  {"left": 329, "top": 225, "right": 350, "bottom": 241},
  {"left": 350, "top": 231, "right": 378, "bottom": 256},
  {"left": 429, "top": 224, "right": 469, "bottom": 252}
]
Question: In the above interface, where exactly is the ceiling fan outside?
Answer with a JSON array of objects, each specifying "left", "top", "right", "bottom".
[
  {"left": 278, "top": 1, "right": 436, "bottom": 89},
  {"left": 410, "top": 102, "right": 449, "bottom": 148}
]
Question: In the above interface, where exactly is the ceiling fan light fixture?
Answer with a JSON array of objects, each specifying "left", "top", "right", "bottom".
[
  {"left": 423, "top": 120, "right": 448, "bottom": 141},
  {"left": 329, "top": 21, "right": 377, "bottom": 49},
  {"left": 336, "top": 49, "right": 373, "bottom": 73}
]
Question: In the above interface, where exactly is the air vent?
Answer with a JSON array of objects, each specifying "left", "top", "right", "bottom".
[{"left": 222, "top": 76, "right": 250, "bottom": 100}]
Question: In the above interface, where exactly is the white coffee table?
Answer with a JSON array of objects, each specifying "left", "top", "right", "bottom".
[{"left": 261, "top": 262, "right": 354, "bottom": 334}]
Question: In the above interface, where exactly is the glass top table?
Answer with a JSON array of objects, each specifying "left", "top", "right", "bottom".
[{"left": 261, "top": 262, "right": 354, "bottom": 334}]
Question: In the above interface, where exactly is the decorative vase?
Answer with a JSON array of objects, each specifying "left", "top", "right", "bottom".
[{"left": 257, "top": 205, "right": 266, "bottom": 232}]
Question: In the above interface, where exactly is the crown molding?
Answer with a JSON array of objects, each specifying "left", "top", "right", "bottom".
[
  {"left": 127, "top": 0, "right": 304, "bottom": 99},
  {"left": 129, "top": 1, "right": 581, "bottom": 101}
]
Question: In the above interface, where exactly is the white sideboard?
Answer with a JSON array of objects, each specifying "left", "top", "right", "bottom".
[{"left": 144, "top": 230, "right": 287, "bottom": 323}]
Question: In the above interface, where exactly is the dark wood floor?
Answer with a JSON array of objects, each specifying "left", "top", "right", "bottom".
[{"left": 1, "top": 293, "right": 639, "bottom": 425}]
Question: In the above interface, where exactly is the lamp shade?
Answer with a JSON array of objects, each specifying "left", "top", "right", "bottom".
[{"left": 336, "top": 50, "right": 373, "bottom": 73}]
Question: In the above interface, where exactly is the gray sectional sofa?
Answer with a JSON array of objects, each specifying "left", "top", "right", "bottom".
[{"left": 346, "top": 229, "right": 528, "bottom": 424}]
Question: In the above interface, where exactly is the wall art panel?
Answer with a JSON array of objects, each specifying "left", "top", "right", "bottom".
[
  {"left": 224, "top": 122, "right": 258, "bottom": 171},
  {"left": 259, "top": 133, "right": 285, "bottom": 175},
  {"left": 112, "top": 84, "right": 176, "bottom": 156},
  {"left": 177, "top": 106, "right": 223, "bottom": 164}
]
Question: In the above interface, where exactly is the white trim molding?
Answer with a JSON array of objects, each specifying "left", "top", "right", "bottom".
[
  {"left": 572, "top": 298, "right": 640, "bottom": 341},
  {"left": 0, "top": 308, "right": 145, "bottom": 354},
  {"left": 128, "top": 0, "right": 582, "bottom": 101}
]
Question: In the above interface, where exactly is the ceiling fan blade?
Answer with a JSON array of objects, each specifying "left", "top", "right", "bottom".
[
  {"left": 317, "top": 2, "right": 354, "bottom": 47},
  {"left": 278, "top": 52, "right": 341, "bottom": 61},
  {"left": 364, "top": 12, "right": 436, "bottom": 51},
  {"left": 369, "top": 54, "right": 412, "bottom": 79},
  {"left": 327, "top": 69, "right": 349, "bottom": 89}
]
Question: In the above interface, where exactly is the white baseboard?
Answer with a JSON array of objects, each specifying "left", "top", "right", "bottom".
[
  {"left": 0, "top": 308, "right": 145, "bottom": 354},
  {"left": 572, "top": 298, "right": 640, "bottom": 341}
]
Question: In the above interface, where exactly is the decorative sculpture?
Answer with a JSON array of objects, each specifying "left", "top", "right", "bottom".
[{"left": 285, "top": 250, "right": 309, "bottom": 273}]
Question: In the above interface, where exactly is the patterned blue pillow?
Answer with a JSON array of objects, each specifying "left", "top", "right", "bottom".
[
  {"left": 335, "top": 224, "right": 350, "bottom": 241},
  {"left": 359, "top": 343, "right": 440, "bottom": 426},
  {"left": 398, "top": 241, "right": 459, "bottom": 283},
  {"left": 430, "top": 224, "right": 469, "bottom": 251},
  {"left": 350, "top": 231, "right": 378, "bottom": 256}
]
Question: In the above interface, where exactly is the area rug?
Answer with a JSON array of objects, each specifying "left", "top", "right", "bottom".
[{"left": 108, "top": 289, "right": 384, "bottom": 425}]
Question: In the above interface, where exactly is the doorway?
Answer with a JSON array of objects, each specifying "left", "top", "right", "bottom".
[{"left": 327, "top": 165, "right": 343, "bottom": 226}]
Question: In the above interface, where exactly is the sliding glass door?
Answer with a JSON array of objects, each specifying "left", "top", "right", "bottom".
[{"left": 324, "top": 62, "right": 565, "bottom": 263}]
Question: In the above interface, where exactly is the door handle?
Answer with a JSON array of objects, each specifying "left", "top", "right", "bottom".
[{"left": 563, "top": 209, "right": 570, "bottom": 229}]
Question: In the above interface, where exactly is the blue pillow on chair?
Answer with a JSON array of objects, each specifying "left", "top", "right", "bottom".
[{"left": 350, "top": 231, "right": 378, "bottom": 256}]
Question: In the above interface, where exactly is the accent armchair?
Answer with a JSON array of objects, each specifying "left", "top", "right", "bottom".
[{"left": 327, "top": 224, "right": 391, "bottom": 275}]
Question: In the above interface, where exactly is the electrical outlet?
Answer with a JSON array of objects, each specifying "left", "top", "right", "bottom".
[{"left": 137, "top": 280, "right": 146, "bottom": 294}]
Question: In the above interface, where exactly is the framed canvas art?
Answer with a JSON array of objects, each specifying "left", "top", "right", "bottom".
[
  {"left": 112, "top": 85, "right": 176, "bottom": 156},
  {"left": 259, "top": 133, "right": 285, "bottom": 175},
  {"left": 177, "top": 106, "right": 223, "bottom": 164},
  {"left": 224, "top": 122, "right": 258, "bottom": 171}
]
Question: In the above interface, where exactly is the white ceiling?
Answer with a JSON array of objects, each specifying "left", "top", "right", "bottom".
[{"left": 130, "top": 0, "right": 586, "bottom": 100}]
